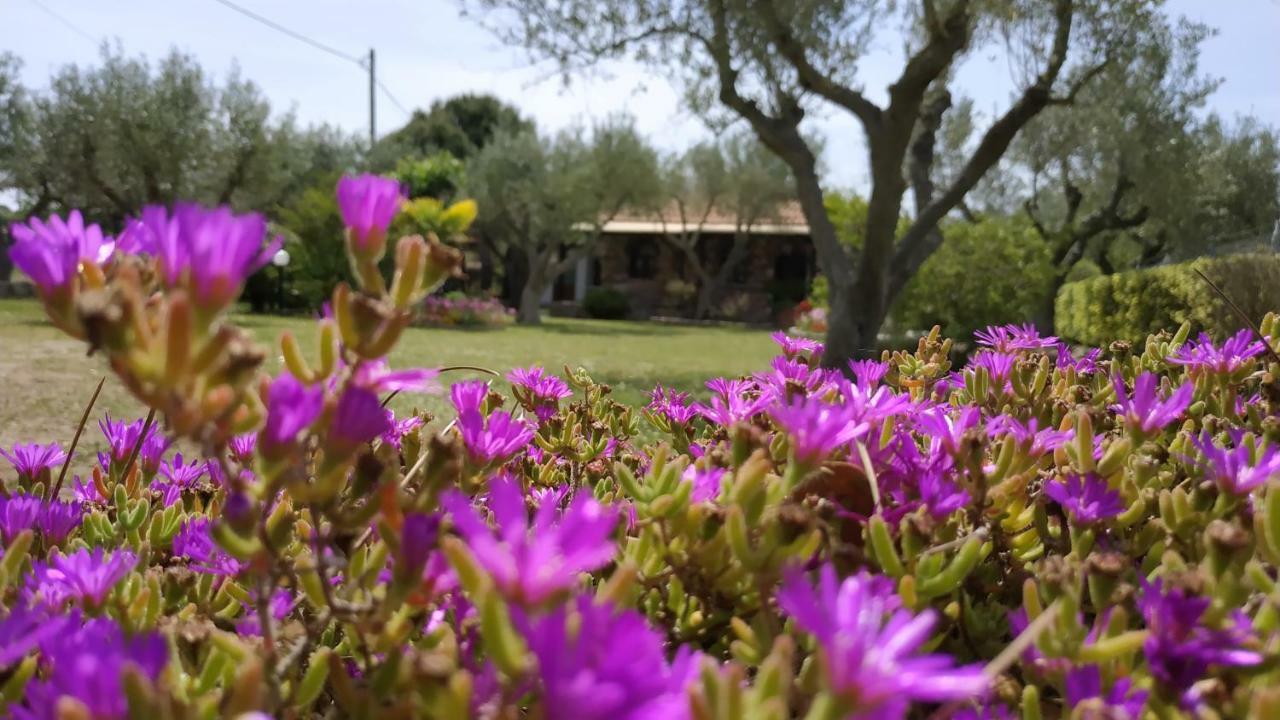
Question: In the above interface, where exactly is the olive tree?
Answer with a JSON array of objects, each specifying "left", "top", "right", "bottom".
[
  {"left": 658, "top": 131, "right": 796, "bottom": 319},
  {"left": 0, "top": 48, "right": 360, "bottom": 228},
  {"left": 463, "top": 0, "right": 1153, "bottom": 362},
  {"left": 467, "top": 116, "right": 661, "bottom": 324}
]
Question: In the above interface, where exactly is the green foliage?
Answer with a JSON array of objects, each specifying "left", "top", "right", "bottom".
[
  {"left": 1056, "top": 253, "right": 1280, "bottom": 345},
  {"left": 467, "top": 117, "right": 661, "bottom": 322},
  {"left": 393, "top": 152, "right": 466, "bottom": 201},
  {"left": 272, "top": 174, "right": 353, "bottom": 310},
  {"left": 894, "top": 217, "right": 1054, "bottom": 339},
  {"left": 583, "top": 287, "right": 630, "bottom": 320},
  {"left": 392, "top": 197, "right": 478, "bottom": 243},
  {"left": 372, "top": 93, "right": 531, "bottom": 168},
  {"left": 0, "top": 49, "right": 359, "bottom": 227}
]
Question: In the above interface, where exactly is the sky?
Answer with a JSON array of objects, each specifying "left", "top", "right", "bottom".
[{"left": 4, "top": 0, "right": 1279, "bottom": 190}]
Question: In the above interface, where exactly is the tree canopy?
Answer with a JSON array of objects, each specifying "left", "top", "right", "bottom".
[
  {"left": 466, "top": 116, "right": 661, "bottom": 323},
  {"left": 0, "top": 48, "right": 360, "bottom": 228},
  {"left": 372, "top": 93, "right": 532, "bottom": 168},
  {"left": 464, "top": 0, "right": 1172, "bottom": 361}
]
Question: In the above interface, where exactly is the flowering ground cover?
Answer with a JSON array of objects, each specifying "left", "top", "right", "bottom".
[
  {"left": 3, "top": 175, "right": 1280, "bottom": 718},
  {"left": 0, "top": 298, "right": 778, "bottom": 466}
]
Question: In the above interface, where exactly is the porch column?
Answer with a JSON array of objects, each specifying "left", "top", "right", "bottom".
[{"left": 574, "top": 257, "right": 590, "bottom": 302}]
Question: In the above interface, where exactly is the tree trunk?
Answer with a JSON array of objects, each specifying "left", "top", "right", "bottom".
[
  {"left": 502, "top": 247, "right": 529, "bottom": 308},
  {"left": 694, "top": 236, "right": 751, "bottom": 320},
  {"left": 517, "top": 276, "right": 544, "bottom": 325},
  {"left": 694, "top": 278, "right": 722, "bottom": 319},
  {"left": 1036, "top": 272, "right": 1068, "bottom": 336}
]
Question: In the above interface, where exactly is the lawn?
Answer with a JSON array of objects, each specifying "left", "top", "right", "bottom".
[{"left": 0, "top": 299, "right": 780, "bottom": 468}]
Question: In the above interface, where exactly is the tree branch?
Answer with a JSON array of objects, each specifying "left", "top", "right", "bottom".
[
  {"left": 757, "top": 0, "right": 883, "bottom": 131},
  {"left": 889, "top": 0, "right": 1078, "bottom": 293}
]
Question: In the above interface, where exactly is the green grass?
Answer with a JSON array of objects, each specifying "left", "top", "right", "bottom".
[{"left": 0, "top": 299, "right": 779, "bottom": 468}]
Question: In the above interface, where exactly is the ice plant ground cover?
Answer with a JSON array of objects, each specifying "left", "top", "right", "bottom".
[{"left": 4, "top": 180, "right": 1280, "bottom": 719}]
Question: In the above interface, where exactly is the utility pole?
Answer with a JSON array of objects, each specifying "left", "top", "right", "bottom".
[{"left": 368, "top": 48, "right": 376, "bottom": 148}]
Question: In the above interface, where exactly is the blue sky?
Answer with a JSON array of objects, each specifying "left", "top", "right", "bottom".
[{"left": 5, "top": 0, "right": 1278, "bottom": 189}]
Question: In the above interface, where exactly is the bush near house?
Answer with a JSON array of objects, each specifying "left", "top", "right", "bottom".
[
  {"left": 583, "top": 286, "right": 630, "bottom": 319},
  {"left": 1056, "top": 253, "right": 1280, "bottom": 345}
]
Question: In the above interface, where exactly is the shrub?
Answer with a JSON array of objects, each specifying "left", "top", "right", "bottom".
[
  {"left": 583, "top": 286, "right": 630, "bottom": 319},
  {"left": 894, "top": 216, "right": 1054, "bottom": 339},
  {"left": 8, "top": 173, "right": 1280, "bottom": 718},
  {"left": 416, "top": 292, "right": 513, "bottom": 328},
  {"left": 1056, "top": 253, "right": 1280, "bottom": 345}
]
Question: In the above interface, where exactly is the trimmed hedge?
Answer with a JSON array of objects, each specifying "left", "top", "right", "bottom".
[{"left": 1056, "top": 253, "right": 1280, "bottom": 345}]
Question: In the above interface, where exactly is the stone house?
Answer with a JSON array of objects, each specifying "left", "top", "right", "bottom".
[{"left": 549, "top": 202, "right": 816, "bottom": 324}]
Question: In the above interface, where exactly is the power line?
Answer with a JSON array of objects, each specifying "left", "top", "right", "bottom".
[
  {"left": 25, "top": 0, "right": 100, "bottom": 45},
  {"left": 376, "top": 79, "right": 411, "bottom": 119},
  {"left": 208, "top": 0, "right": 366, "bottom": 67}
]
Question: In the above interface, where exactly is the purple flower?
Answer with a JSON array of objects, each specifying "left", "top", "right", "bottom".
[
  {"left": 756, "top": 356, "right": 836, "bottom": 397},
  {"left": 260, "top": 373, "right": 325, "bottom": 457},
  {"left": 1064, "top": 665, "right": 1147, "bottom": 718},
  {"left": 0, "top": 606, "right": 73, "bottom": 667},
  {"left": 451, "top": 380, "right": 490, "bottom": 417},
  {"left": 72, "top": 476, "right": 106, "bottom": 504},
  {"left": 28, "top": 547, "right": 136, "bottom": 609},
  {"left": 236, "top": 589, "right": 294, "bottom": 637},
  {"left": 228, "top": 433, "right": 257, "bottom": 464},
  {"left": 516, "top": 596, "right": 698, "bottom": 720},
  {"left": 769, "top": 395, "right": 870, "bottom": 466},
  {"left": 1191, "top": 433, "right": 1280, "bottom": 495},
  {"left": 1113, "top": 373, "right": 1193, "bottom": 435},
  {"left": 974, "top": 324, "right": 1057, "bottom": 352},
  {"left": 398, "top": 513, "right": 456, "bottom": 600},
  {"left": 0, "top": 442, "right": 68, "bottom": 482},
  {"left": 1056, "top": 344, "right": 1101, "bottom": 375},
  {"left": 1139, "top": 579, "right": 1261, "bottom": 702},
  {"left": 40, "top": 503, "right": 82, "bottom": 545},
  {"left": 0, "top": 494, "right": 41, "bottom": 543},
  {"left": 172, "top": 517, "right": 245, "bottom": 576},
  {"left": 918, "top": 467, "right": 970, "bottom": 519},
  {"left": 133, "top": 203, "right": 281, "bottom": 310},
  {"left": 137, "top": 432, "right": 170, "bottom": 476},
  {"left": 7, "top": 211, "right": 114, "bottom": 292},
  {"left": 98, "top": 415, "right": 162, "bottom": 469},
  {"left": 771, "top": 331, "right": 823, "bottom": 358},
  {"left": 683, "top": 464, "right": 727, "bottom": 503},
  {"left": 12, "top": 617, "right": 166, "bottom": 720},
  {"left": 381, "top": 412, "right": 424, "bottom": 450},
  {"left": 916, "top": 406, "right": 982, "bottom": 457},
  {"left": 452, "top": 384, "right": 534, "bottom": 465},
  {"left": 647, "top": 385, "right": 697, "bottom": 426},
  {"left": 692, "top": 378, "right": 772, "bottom": 427},
  {"left": 442, "top": 477, "right": 617, "bottom": 606},
  {"left": 158, "top": 452, "right": 206, "bottom": 489},
  {"left": 336, "top": 174, "right": 403, "bottom": 254},
  {"left": 987, "top": 415, "right": 1073, "bottom": 457},
  {"left": 0, "top": 494, "right": 83, "bottom": 545},
  {"left": 352, "top": 359, "right": 440, "bottom": 394},
  {"left": 1168, "top": 329, "right": 1266, "bottom": 374},
  {"left": 968, "top": 350, "right": 1018, "bottom": 388},
  {"left": 1043, "top": 474, "right": 1124, "bottom": 524},
  {"left": 508, "top": 366, "right": 573, "bottom": 422},
  {"left": 777, "top": 564, "right": 988, "bottom": 712},
  {"left": 848, "top": 359, "right": 889, "bottom": 389}
]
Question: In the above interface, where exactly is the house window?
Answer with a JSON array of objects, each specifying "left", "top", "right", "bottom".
[{"left": 627, "top": 238, "right": 659, "bottom": 279}]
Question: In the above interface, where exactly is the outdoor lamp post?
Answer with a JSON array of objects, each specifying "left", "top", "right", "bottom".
[{"left": 272, "top": 248, "right": 291, "bottom": 312}]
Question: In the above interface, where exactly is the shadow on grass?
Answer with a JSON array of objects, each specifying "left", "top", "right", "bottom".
[{"left": 534, "top": 321, "right": 678, "bottom": 338}]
